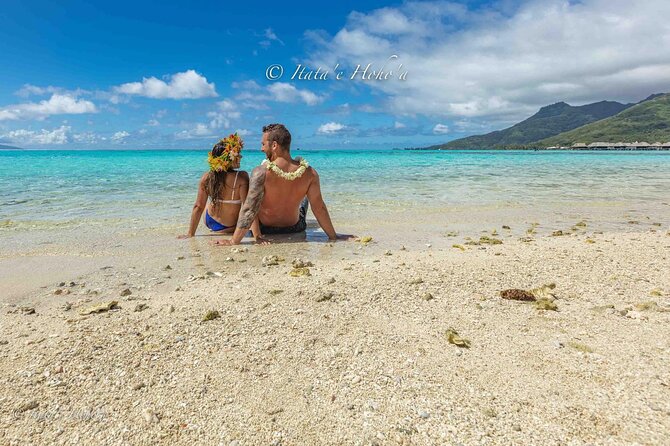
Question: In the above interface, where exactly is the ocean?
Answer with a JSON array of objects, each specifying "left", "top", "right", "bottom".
[{"left": 1, "top": 149, "right": 669, "bottom": 237}]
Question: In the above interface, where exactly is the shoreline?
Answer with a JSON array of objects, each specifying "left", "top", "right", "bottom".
[{"left": 2, "top": 201, "right": 669, "bottom": 302}]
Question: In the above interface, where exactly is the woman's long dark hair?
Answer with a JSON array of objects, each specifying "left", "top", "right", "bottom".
[{"left": 206, "top": 141, "right": 229, "bottom": 210}]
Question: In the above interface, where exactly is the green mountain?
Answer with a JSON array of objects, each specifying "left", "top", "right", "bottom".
[
  {"left": 426, "top": 100, "right": 632, "bottom": 149},
  {"left": 537, "top": 93, "right": 670, "bottom": 146}
]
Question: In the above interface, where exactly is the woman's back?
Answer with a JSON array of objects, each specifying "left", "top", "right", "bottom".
[{"left": 205, "top": 170, "right": 249, "bottom": 227}]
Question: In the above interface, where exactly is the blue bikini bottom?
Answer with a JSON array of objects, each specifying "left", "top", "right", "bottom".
[{"left": 205, "top": 210, "right": 232, "bottom": 231}]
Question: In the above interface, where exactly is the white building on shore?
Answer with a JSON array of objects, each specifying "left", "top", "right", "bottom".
[{"left": 570, "top": 141, "right": 668, "bottom": 150}]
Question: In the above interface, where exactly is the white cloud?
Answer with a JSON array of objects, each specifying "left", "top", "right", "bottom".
[
  {"left": 232, "top": 80, "right": 262, "bottom": 90},
  {"left": 267, "top": 83, "right": 324, "bottom": 105},
  {"left": 235, "top": 128, "right": 252, "bottom": 137},
  {"left": 146, "top": 119, "right": 160, "bottom": 126},
  {"left": 207, "top": 99, "right": 242, "bottom": 129},
  {"left": 394, "top": 121, "right": 406, "bottom": 129},
  {"left": 317, "top": 122, "right": 346, "bottom": 135},
  {"left": 216, "top": 99, "right": 236, "bottom": 111},
  {"left": 15, "top": 84, "right": 59, "bottom": 97},
  {"left": 259, "top": 28, "right": 285, "bottom": 48},
  {"left": 432, "top": 124, "right": 450, "bottom": 134},
  {"left": 306, "top": 0, "right": 670, "bottom": 119},
  {"left": 207, "top": 112, "right": 233, "bottom": 130},
  {"left": 231, "top": 83, "right": 324, "bottom": 109},
  {"left": 72, "top": 131, "right": 106, "bottom": 144},
  {"left": 1, "top": 125, "right": 71, "bottom": 145},
  {"left": 0, "top": 94, "right": 97, "bottom": 121},
  {"left": 15, "top": 84, "right": 91, "bottom": 98},
  {"left": 176, "top": 124, "right": 214, "bottom": 139},
  {"left": 113, "top": 70, "right": 217, "bottom": 99},
  {"left": 111, "top": 131, "right": 130, "bottom": 143},
  {"left": 176, "top": 99, "right": 244, "bottom": 140}
]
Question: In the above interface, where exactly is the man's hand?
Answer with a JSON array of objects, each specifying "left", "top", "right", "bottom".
[
  {"left": 255, "top": 236, "right": 271, "bottom": 245},
  {"left": 334, "top": 233, "right": 356, "bottom": 241},
  {"left": 177, "top": 234, "right": 192, "bottom": 239}
]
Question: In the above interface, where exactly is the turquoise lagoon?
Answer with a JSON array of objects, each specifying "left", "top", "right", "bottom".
[{"left": 1, "top": 149, "right": 669, "bottom": 237}]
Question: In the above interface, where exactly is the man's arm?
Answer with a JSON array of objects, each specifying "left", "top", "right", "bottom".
[
  {"left": 216, "top": 166, "right": 266, "bottom": 245},
  {"left": 306, "top": 169, "right": 338, "bottom": 240},
  {"left": 237, "top": 173, "right": 266, "bottom": 242}
]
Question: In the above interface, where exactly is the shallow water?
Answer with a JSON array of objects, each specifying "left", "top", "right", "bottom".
[{"left": 1, "top": 149, "right": 669, "bottom": 239}]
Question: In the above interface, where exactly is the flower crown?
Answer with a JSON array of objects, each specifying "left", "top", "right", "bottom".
[{"left": 207, "top": 133, "right": 244, "bottom": 172}]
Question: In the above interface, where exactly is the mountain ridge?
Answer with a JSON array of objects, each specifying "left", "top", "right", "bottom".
[{"left": 424, "top": 99, "right": 633, "bottom": 150}]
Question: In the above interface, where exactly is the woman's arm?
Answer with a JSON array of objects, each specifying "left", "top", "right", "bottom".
[{"left": 178, "top": 173, "right": 209, "bottom": 238}]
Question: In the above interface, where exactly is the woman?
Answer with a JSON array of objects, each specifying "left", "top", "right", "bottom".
[{"left": 179, "top": 133, "right": 264, "bottom": 241}]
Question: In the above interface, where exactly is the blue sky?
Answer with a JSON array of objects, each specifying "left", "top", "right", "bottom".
[{"left": 1, "top": 0, "right": 668, "bottom": 149}]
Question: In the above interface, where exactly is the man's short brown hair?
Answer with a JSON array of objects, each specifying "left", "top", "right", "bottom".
[{"left": 262, "top": 123, "right": 291, "bottom": 150}]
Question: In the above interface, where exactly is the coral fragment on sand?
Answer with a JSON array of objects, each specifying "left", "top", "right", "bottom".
[
  {"left": 446, "top": 328, "right": 470, "bottom": 348},
  {"left": 500, "top": 289, "right": 535, "bottom": 301},
  {"left": 202, "top": 310, "right": 221, "bottom": 321},
  {"left": 79, "top": 301, "right": 119, "bottom": 315},
  {"left": 535, "top": 298, "right": 558, "bottom": 311},
  {"left": 262, "top": 255, "right": 285, "bottom": 267},
  {"left": 465, "top": 236, "right": 503, "bottom": 246},
  {"left": 289, "top": 267, "right": 311, "bottom": 277},
  {"left": 500, "top": 283, "right": 556, "bottom": 302},
  {"left": 292, "top": 258, "right": 314, "bottom": 268}
]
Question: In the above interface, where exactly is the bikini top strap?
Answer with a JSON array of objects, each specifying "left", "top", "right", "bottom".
[{"left": 231, "top": 171, "right": 239, "bottom": 200}]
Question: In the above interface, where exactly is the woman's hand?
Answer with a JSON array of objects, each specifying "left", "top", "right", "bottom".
[
  {"left": 212, "top": 239, "right": 234, "bottom": 246},
  {"left": 177, "top": 234, "right": 193, "bottom": 239},
  {"left": 335, "top": 234, "right": 357, "bottom": 241}
]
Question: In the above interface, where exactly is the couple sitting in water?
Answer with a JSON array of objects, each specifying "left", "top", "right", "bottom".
[{"left": 180, "top": 123, "right": 353, "bottom": 245}]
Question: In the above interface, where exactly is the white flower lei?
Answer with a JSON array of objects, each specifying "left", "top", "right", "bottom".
[{"left": 261, "top": 158, "right": 309, "bottom": 181}]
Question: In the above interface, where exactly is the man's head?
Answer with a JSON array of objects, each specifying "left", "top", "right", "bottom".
[{"left": 261, "top": 123, "right": 291, "bottom": 160}]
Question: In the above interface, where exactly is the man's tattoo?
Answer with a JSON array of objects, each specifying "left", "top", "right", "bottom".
[{"left": 238, "top": 167, "right": 266, "bottom": 228}]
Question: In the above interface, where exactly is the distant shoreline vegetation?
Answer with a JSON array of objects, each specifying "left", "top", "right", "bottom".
[
  {"left": 405, "top": 142, "right": 670, "bottom": 151},
  {"left": 414, "top": 92, "right": 670, "bottom": 151}
]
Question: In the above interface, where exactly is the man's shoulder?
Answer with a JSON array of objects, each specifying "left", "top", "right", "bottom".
[
  {"left": 250, "top": 165, "right": 267, "bottom": 175},
  {"left": 249, "top": 165, "right": 267, "bottom": 184},
  {"left": 293, "top": 156, "right": 317, "bottom": 175}
]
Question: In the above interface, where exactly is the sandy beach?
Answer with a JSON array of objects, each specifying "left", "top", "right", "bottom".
[
  {"left": 3, "top": 0, "right": 670, "bottom": 443},
  {"left": 1, "top": 222, "right": 669, "bottom": 445}
]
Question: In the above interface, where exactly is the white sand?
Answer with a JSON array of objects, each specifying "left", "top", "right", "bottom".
[{"left": 1, "top": 224, "right": 669, "bottom": 445}]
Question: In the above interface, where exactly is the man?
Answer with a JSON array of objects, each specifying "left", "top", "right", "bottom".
[{"left": 216, "top": 123, "right": 353, "bottom": 245}]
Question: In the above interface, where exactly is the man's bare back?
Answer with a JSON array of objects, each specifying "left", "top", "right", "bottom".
[{"left": 256, "top": 159, "right": 314, "bottom": 227}]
